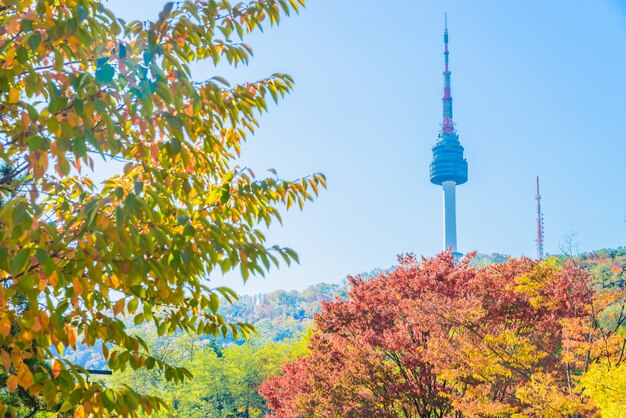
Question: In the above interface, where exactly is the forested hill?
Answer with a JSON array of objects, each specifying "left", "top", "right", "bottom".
[
  {"left": 66, "top": 249, "right": 625, "bottom": 370},
  {"left": 65, "top": 282, "right": 347, "bottom": 369},
  {"left": 563, "top": 247, "right": 626, "bottom": 289},
  {"left": 219, "top": 282, "right": 347, "bottom": 343}
]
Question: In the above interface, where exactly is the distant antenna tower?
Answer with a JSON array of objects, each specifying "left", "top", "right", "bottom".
[{"left": 536, "top": 176, "right": 544, "bottom": 259}]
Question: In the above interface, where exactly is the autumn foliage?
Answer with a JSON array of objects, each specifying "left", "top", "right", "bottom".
[
  {"left": 261, "top": 253, "right": 625, "bottom": 417},
  {"left": 1, "top": 0, "right": 320, "bottom": 416}
]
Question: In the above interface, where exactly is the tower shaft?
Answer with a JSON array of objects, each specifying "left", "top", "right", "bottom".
[{"left": 443, "top": 181, "right": 457, "bottom": 252}]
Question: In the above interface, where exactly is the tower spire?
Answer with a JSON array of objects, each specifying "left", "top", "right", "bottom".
[
  {"left": 442, "top": 14, "right": 455, "bottom": 137},
  {"left": 536, "top": 176, "right": 545, "bottom": 259}
]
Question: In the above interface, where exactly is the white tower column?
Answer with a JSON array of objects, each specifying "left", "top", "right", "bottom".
[{"left": 442, "top": 181, "right": 457, "bottom": 252}]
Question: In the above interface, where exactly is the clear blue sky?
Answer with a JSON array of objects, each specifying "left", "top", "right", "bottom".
[{"left": 105, "top": 0, "right": 626, "bottom": 294}]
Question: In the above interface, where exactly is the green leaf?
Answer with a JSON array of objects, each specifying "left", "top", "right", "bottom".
[
  {"left": 118, "top": 43, "right": 127, "bottom": 59},
  {"left": 72, "top": 138, "right": 87, "bottom": 157},
  {"left": 35, "top": 248, "right": 55, "bottom": 274},
  {"left": 60, "top": 401, "right": 73, "bottom": 412},
  {"left": 12, "top": 203, "right": 26, "bottom": 224},
  {"left": 211, "top": 76, "right": 231, "bottom": 87},
  {"left": 69, "top": 388, "right": 82, "bottom": 405},
  {"left": 11, "top": 249, "right": 30, "bottom": 275},
  {"left": 183, "top": 224, "right": 195, "bottom": 237},
  {"left": 284, "top": 247, "right": 300, "bottom": 264},
  {"left": 73, "top": 98, "right": 84, "bottom": 114},
  {"left": 77, "top": 5, "right": 88, "bottom": 22},
  {"left": 170, "top": 137, "right": 181, "bottom": 155},
  {"left": 127, "top": 298, "right": 138, "bottom": 314},
  {"left": 134, "top": 180, "right": 143, "bottom": 195},
  {"left": 42, "top": 380, "right": 56, "bottom": 406},
  {"left": 215, "top": 287, "right": 239, "bottom": 303},
  {"left": 20, "top": 19, "right": 33, "bottom": 32},
  {"left": 49, "top": 96, "right": 68, "bottom": 114},
  {"left": 95, "top": 64, "right": 115, "bottom": 83},
  {"left": 16, "top": 45, "right": 28, "bottom": 64},
  {"left": 27, "top": 33, "right": 41, "bottom": 51},
  {"left": 220, "top": 187, "right": 230, "bottom": 204},
  {"left": 163, "top": 2, "right": 174, "bottom": 15},
  {"left": 102, "top": 389, "right": 116, "bottom": 409},
  {"left": 134, "top": 313, "right": 144, "bottom": 326},
  {"left": 96, "top": 57, "right": 109, "bottom": 68},
  {"left": 209, "top": 293, "right": 219, "bottom": 312}
]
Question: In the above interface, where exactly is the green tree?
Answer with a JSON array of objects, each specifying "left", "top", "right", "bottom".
[
  {"left": 0, "top": 0, "right": 321, "bottom": 415},
  {"left": 113, "top": 333, "right": 309, "bottom": 418}
]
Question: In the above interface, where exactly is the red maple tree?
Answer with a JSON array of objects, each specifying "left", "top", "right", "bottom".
[{"left": 260, "top": 253, "right": 596, "bottom": 417}]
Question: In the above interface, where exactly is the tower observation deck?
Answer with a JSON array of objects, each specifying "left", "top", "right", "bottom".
[{"left": 430, "top": 15, "right": 468, "bottom": 254}]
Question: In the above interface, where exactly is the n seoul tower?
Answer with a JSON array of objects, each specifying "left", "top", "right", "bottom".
[{"left": 430, "top": 15, "right": 468, "bottom": 256}]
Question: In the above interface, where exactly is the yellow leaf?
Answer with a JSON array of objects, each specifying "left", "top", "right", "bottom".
[
  {"left": 20, "top": 329, "right": 33, "bottom": 343},
  {"left": 4, "top": 48, "right": 15, "bottom": 67},
  {"left": 8, "top": 87, "right": 19, "bottom": 103},
  {"left": 110, "top": 274, "right": 120, "bottom": 288}
]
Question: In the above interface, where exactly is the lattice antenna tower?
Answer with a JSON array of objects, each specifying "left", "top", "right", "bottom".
[{"left": 536, "top": 176, "right": 544, "bottom": 259}]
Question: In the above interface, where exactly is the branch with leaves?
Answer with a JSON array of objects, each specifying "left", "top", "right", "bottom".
[{"left": 0, "top": 0, "right": 320, "bottom": 416}]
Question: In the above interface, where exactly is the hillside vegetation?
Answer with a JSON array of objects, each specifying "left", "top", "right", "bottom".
[{"left": 61, "top": 249, "right": 625, "bottom": 417}]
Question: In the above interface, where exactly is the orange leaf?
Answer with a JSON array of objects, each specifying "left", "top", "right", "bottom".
[
  {"left": 39, "top": 311, "right": 49, "bottom": 328},
  {"left": 0, "top": 314, "right": 11, "bottom": 337},
  {"left": 32, "top": 317, "right": 42, "bottom": 333},
  {"left": 17, "top": 364, "right": 33, "bottom": 389},
  {"left": 6, "top": 375, "right": 18, "bottom": 391},
  {"left": 51, "top": 360, "right": 62, "bottom": 378},
  {"left": 184, "top": 102, "right": 194, "bottom": 117},
  {"left": 72, "top": 277, "right": 83, "bottom": 296},
  {"left": 74, "top": 405, "right": 86, "bottom": 418},
  {"left": 48, "top": 271, "right": 59, "bottom": 287},
  {"left": 113, "top": 298, "right": 125, "bottom": 315},
  {"left": 66, "top": 326, "right": 77, "bottom": 349},
  {"left": 0, "top": 349, "right": 10, "bottom": 371},
  {"left": 150, "top": 143, "right": 160, "bottom": 162}
]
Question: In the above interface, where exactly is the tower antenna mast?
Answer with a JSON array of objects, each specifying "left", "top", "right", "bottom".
[{"left": 536, "top": 176, "right": 544, "bottom": 259}]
